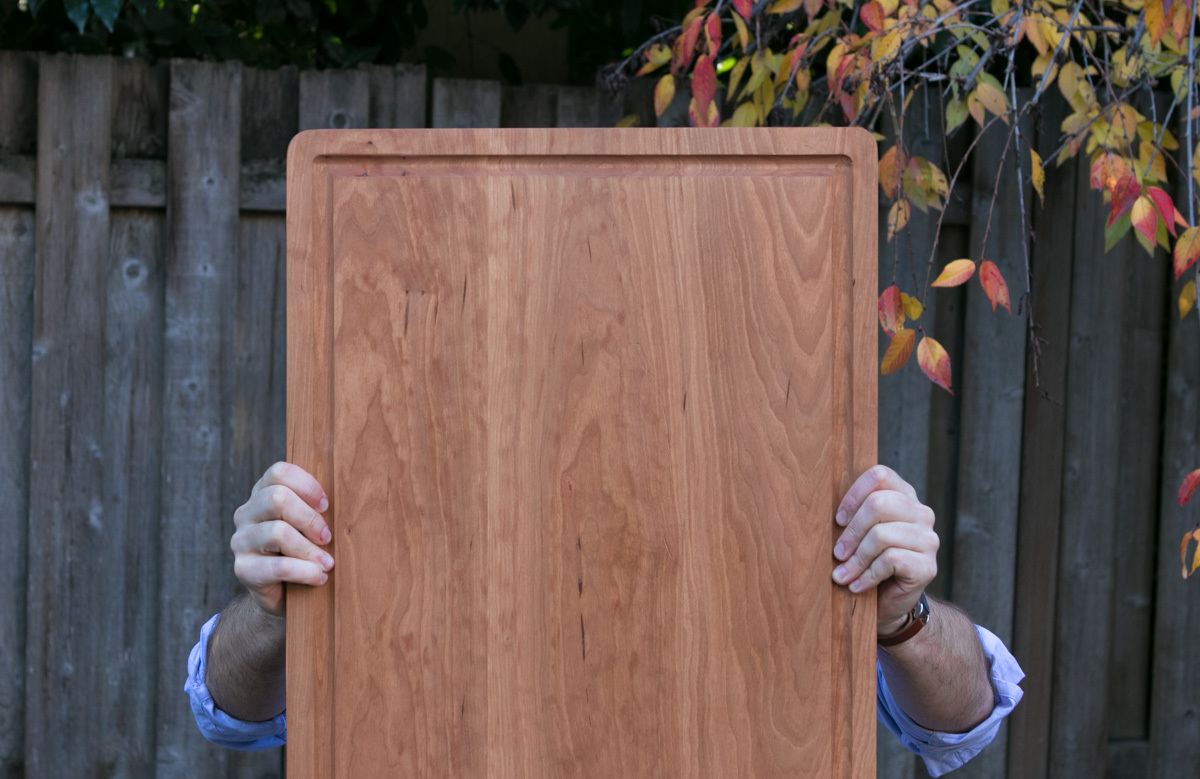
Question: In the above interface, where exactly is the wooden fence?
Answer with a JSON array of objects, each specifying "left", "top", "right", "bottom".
[{"left": 0, "top": 50, "right": 1197, "bottom": 778}]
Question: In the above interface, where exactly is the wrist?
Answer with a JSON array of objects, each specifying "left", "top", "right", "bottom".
[{"left": 877, "top": 615, "right": 909, "bottom": 637}]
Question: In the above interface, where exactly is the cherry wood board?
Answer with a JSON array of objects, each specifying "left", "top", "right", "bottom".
[{"left": 286, "top": 128, "right": 878, "bottom": 778}]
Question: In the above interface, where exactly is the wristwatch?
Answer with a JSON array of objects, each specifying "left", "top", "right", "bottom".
[{"left": 877, "top": 591, "right": 931, "bottom": 648}]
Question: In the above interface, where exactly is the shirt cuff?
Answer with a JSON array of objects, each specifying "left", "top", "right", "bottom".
[
  {"left": 876, "top": 624, "right": 1024, "bottom": 778},
  {"left": 184, "top": 612, "right": 288, "bottom": 750}
]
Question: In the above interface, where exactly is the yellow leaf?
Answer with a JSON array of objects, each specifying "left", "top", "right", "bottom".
[
  {"left": 967, "top": 90, "right": 984, "bottom": 127},
  {"left": 727, "top": 56, "right": 750, "bottom": 101},
  {"left": 901, "top": 292, "right": 924, "bottom": 320},
  {"left": 732, "top": 12, "right": 750, "bottom": 50},
  {"left": 654, "top": 75, "right": 675, "bottom": 117},
  {"left": 917, "top": 335, "right": 953, "bottom": 393},
  {"left": 1180, "top": 281, "right": 1196, "bottom": 319},
  {"left": 976, "top": 82, "right": 1009, "bottom": 121},
  {"left": 768, "top": 0, "right": 804, "bottom": 12},
  {"left": 616, "top": 113, "right": 640, "bottom": 128},
  {"left": 887, "top": 200, "right": 911, "bottom": 242},
  {"left": 1030, "top": 148, "right": 1045, "bottom": 204},
  {"left": 881, "top": 328, "right": 916, "bottom": 375},
  {"left": 729, "top": 102, "right": 760, "bottom": 127},
  {"left": 931, "top": 258, "right": 976, "bottom": 287}
]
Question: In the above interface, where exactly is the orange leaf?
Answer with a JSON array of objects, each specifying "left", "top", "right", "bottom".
[
  {"left": 654, "top": 74, "right": 676, "bottom": 117},
  {"left": 1181, "top": 528, "right": 1200, "bottom": 578},
  {"left": 881, "top": 328, "right": 916, "bottom": 375},
  {"left": 979, "top": 260, "right": 1011, "bottom": 314},
  {"left": 1147, "top": 0, "right": 1169, "bottom": 46},
  {"left": 917, "top": 335, "right": 953, "bottom": 394},
  {"left": 861, "top": 0, "right": 886, "bottom": 32},
  {"left": 878, "top": 285, "right": 905, "bottom": 336},
  {"left": 1175, "top": 226, "right": 1200, "bottom": 278},
  {"left": 1146, "top": 186, "right": 1179, "bottom": 238},
  {"left": 1180, "top": 280, "right": 1196, "bottom": 319},
  {"left": 1131, "top": 196, "right": 1158, "bottom": 245},
  {"left": 931, "top": 259, "right": 976, "bottom": 287},
  {"left": 878, "top": 145, "right": 904, "bottom": 199}
]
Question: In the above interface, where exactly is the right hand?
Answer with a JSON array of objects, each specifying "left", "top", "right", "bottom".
[{"left": 231, "top": 461, "right": 334, "bottom": 616}]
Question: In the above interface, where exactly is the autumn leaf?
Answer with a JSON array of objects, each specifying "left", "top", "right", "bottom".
[
  {"left": 1175, "top": 226, "right": 1200, "bottom": 278},
  {"left": 729, "top": 102, "right": 760, "bottom": 127},
  {"left": 901, "top": 292, "right": 924, "bottom": 320},
  {"left": 616, "top": 114, "right": 640, "bottom": 127},
  {"left": 879, "top": 145, "right": 905, "bottom": 199},
  {"left": 704, "top": 13, "right": 722, "bottom": 57},
  {"left": 1146, "top": 0, "right": 1169, "bottom": 46},
  {"left": 917, "top": 335, "right": 953, "bottom": 393},
  {"left": 732, "top": 11, "right": 750, "bottom": 49},
  {"left": 1182, "top": 528, "right": 1200, "bottom": 579},
  {"left": 1180, "top": 469, "right": 1200, "bottom": 506},
  {"left": 732, "top": 0, "right": 753, "bottom": 18},
  {"left": 1131, "top": 196, "right": 1159, "bottom": 245},
  {"left": 882, "top": 328, "right": 916, "bottom": 374},
  {"left": 979, "top": 260, "right": 1011, "bottom": 314},
  {"left": 975, "top": 81, "right": 1009, "bottom": 122},
  {"left": 1179, "top": 281, "right": 1196, "bottom": 319},
  {"left": 1107, "top": 175, "right": 1141, "bottom": 228},
  {"left": 878, "top": 285, "right": 905, "bottom": 336},
  {"left": 862, "top": 0, "right": 887, "bottom": 32},
  {"left": 946, "top": 94, "right": 968, "bottom": 133},
  {"left": 931, "top": 259, "right": 976, "bottom": 287},
  {"left": 654, "top": 75, "right": 676, "bottom": 117},
  {"left": 1146, "top": 186, "right": 1179, "bottom": 238},
  {"left": 691, "top": 54, "right": 716, "bottom": 111},
  {"left": 672, "top": 16, "right": 704, "bottom": 74},
  {"left": 1030, "top": 148, "right": 1045, "bottom": 205},
  {"left": 887, "top": 199, "right": 911, "bottom": 242},
  {"left": 636, "top": 43, "right": 672, "bottom": 76}
]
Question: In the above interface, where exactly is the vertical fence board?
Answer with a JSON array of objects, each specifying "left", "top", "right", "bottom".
[
  {"left": 1007, "top": 93, "right": 1077, "bottom": 779},
  {"left": 112, "top": 57, "right": 169, "bottom": 160},
  {"left": 394, "top": 64, "right": 427, "bottom": 128},
  {"left": 25, "top": 52, "right": 114, "bottom": 777},
  {"left": 1048, "top": 154, "right": 1142, "bottom": 779},
  {"left": 101, "top": 211, "right": 167, "bottom": 776},
  {"left": 501, "top": 84, "right": 559, "bottom": 128},
  {"left": 242, "top": 66, "right": 299, "bottom": 162},
  {"left": 556, "top": 85, "right": 620, "bottom": 128},
  {"left": 155, "top": 59, "right": 242, "bottom": 778},
  {"left": 0, "top": 206, "right": 34, "bottom": 777},
  {"left": 360, "top": 62, "right": 396, "bottom": 128},
  {"left": 0, "top": 49, "right": 37, "bottom": 779},
  {"left": 298, "top": 69, "right": 369, "bottom": 131},
  {"left": 950, "top": 101, "right": 1033, "bottom": 779},
  {"left": 432, "top": 78, "right": 502, "bottom": 128}
]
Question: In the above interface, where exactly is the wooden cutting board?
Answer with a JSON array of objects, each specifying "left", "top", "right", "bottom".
[{"left": 286, "top": 128, "right": 878, "bottom": 778}]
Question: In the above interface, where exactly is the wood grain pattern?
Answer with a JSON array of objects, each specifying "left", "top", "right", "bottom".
[{"left": 287, "top": 128, "right": 877, "bottom": 778}]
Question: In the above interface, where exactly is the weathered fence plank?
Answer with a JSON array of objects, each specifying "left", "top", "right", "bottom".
[
  {"left": 501, "top": 84, "right": 559, "bottom": 127},
  {"left": 299, "top": 68, "right": 369, "bottom": 131},
  {"left": 556, "top": 85, "right": 621, "bottom": 128},
  {"left": 432, "top": 77, "right": 502, "bottom": 128},
  {"left": 950, "top": 98, "right": 1034, "bottom": 779},
  {"left": 0, "top": 49, "right": 37, "bottom": 779},
  {"left": 1007, "top": 93, "right": 1076, "bottom": 779},
  {"left": 155, "top": 59, "right": 243, "bottom": 778},
  {"left": 24, "top": 52, "right": 114, "bottom": 777}
]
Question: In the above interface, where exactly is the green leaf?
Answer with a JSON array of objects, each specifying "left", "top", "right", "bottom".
[
  {"left": 64, "top": 0, "right": 90, "bottom": 33},
  {"left": 946, "top": 95, "right": 968, "bottom": 134},
  {"left": 90, "top": 0, "right": 120, "bottom": 31},
  {"left": 1105, "top": 211, "right": 1131, "bottom": 252}
]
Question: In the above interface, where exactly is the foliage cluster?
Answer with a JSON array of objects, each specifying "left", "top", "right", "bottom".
[{"left": 610, "top": 0, "right": 1200, "bottom": 568}]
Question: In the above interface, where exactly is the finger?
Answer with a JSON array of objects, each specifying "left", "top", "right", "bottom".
[
  {"left": 835, "top": 489, "right": 921, "bottom": 561},
  {"left": 233, "top": 520, "right": 335, "bottom": 570},
  {"left": 252, "top": 461, "right": 328, "bottom": 512},
  {"left": 835, "top": 465, "right": 917, "bottom": 526},
  {"left": 236, "top": 484, "right": 331, "bottom": 545},
  {"left": 833, "top": 521, "right": 936, "bottom": 585},
  {"left": 235, "top": 555, "right": 328, "bottom": 590},
  {"left": 846, "top": 547, "right": 934, "bottom": 594}
]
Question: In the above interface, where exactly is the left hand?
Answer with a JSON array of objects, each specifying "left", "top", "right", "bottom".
[{"left": 831, "top": 465, "right": 939, "bottom": 635}]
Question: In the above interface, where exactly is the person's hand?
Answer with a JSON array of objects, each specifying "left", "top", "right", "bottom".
[
  {"left": 231, "top": 461, "right": 334, "bottom": 616},
  {"left": 831, "top": 465, "right": 938, "bottom": 635}
]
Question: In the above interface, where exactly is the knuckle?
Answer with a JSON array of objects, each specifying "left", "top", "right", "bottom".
[
  {"left": 867, "top": 464, "right": 892, "bottom": 485},
  {"left": 233, "top": 503, "right": 247, "bottom": 526},
  {"left": 863, "top": 491, "right": 891, "bottom": 516},
  {"left": 265, "top": 461, "right": 290, "bottom": 485},
  {"left": 268, "top": 485, "right": 290, "bottom": 512}
]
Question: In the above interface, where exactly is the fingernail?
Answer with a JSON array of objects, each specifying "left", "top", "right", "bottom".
[
  {"left": 835, "top": 510, "right": 847, "bottom": 526},
  {"left": 320, "top": 527, "right": 332, "bottom": 544},
  {"left": 320, "top": 553, "right": 334, "bottom": 569},
  {"left": 849, "top": 580, "right": 863, "bottom": 593},
  {"left": 833, "top": 565, "right": 847, "bottom": 584},
  {"left": 318, "top": 498, "right": 329, "bottom": 512},
  {"left": 319, "top": 573, "right": 328, "bottom": 585},
  {"left": 834, "top": 542, "right": 846, "bottom": 560}
]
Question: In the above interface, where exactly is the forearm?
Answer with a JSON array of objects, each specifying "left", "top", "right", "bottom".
[
  {"left": 878, "top": 596, "right": 994, "bottom": 733},
  {"left": 206, "top": 592, "right": 287, "bottom": 722}
]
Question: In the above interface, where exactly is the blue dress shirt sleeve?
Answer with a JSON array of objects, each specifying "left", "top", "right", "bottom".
[
  {"left": 184, "top": 612, "right": 287, "bottom": 750},
  {"left": 876, "top": 624, "right": 1025, "bottom": 777}
]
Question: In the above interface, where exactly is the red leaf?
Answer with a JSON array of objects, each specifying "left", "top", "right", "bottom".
[
  {"left": 672, "top": 17, "right": 704, "bottom": 74},
  {"left": 979, "top": 260, "right": 1011, "bottom": 314},
  {"left": 861, "top": 0, "right": 886, "bottom": 32},
  {"left": 1180, "top": 468, "right": 1200, "bottom": 506},
  {"left": 1107, "top": 175, "right": 1141, "bottom": 227},
  {"left": 917, "top": 335, "right": 953, "bottom": 394},
  {"left": 881, "top": 328, "right": 915, "bottom": 375},
  {"left": 691, "top": 54, "right": 716, "bottom": 112},
  {"left": 878, "top": 285, "right": 904, "bottom": 336},
  {"left": 1147, "top": 186, "right": 1179, "bottom": 238},
  {"left": 931, "top": 259, "right": 976, "bottom": 287},
  {"left": 704, "top": 13, "right": 722, "bottom": 56},
  {"left": 733, "top": 0, "right": 753, "bottom": 17}
]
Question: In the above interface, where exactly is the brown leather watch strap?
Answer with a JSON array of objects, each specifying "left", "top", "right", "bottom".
[{"left": 877, "top": 592, "right": 930, "bottom": 648}]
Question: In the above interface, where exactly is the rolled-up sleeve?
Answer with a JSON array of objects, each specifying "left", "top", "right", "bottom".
[
  {"left": 876, "top": 624, "right": 1024, "bottom": 777},
  {"left": 184, "top": 613, "right": 287, "bottom": 750}
]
